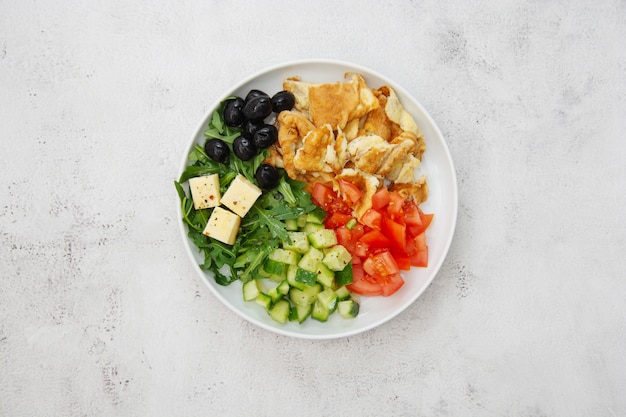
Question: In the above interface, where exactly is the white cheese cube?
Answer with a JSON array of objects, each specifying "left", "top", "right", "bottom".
[
  {"left": 220, "top": 174, "right": 262, "bottom": 217},
  {"left": 188, "top": 174, "right": 221, "bottom": 210},
  {"left": 203, "top": 207, "right": 240, "bottom": 245}
]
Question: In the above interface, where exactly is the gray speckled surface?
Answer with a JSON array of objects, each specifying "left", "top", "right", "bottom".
[{"left": 1, "top": 1, "right": 625, "bottom": 416}]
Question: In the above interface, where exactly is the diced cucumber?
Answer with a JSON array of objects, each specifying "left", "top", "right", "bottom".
[
  {"left": 316, "top": 287, "right": 338, "bottom": 312},
  {"left": 308, "top": 228, "right": 338, "bottom": 249},
  {"left": 289, "top": 284, "right": 322, "bottom": 307},
  {"left": 267, "top": 280, "right": 290, "bottom": 303},
  {"left": 345, "top": 218, "right": 358, "bottom": 230},
  {"left": 269, "top": 299, "right": 291, "bottom": 324},
  {"left": 298, "top": 247, "right": 324, "bottom": 272},
  {"left": 276, "top": 279, "right": 290, "bottom": 295},
  {"left": 334, "top": 261, "right": 353, "bottom": 286},
  {"left": 295, "top": 268, "right": 317, "bottom": 286},
  {"left": 290, "top": 303, "right": 313, "bottom": 324},
  {"left": 335, "top": 285, "right": 351, "bottom": 301},
  {"left": 285, "top": 218, "right": 299, "bottom": 231},
  {"left": 315, "top": 262, "right": 335, "bottom": 288},
  {"left": 269, "top": 248, "right": 301, "bottom": 266},
  {"left": 255, "top": 292, "right": 272, "bottom": 310},
  {"left": 283, "top": 231, "right": 310, "bottom": 254},
  {"left": 301, "top": 222, "right": 324, "bottom": 234},
  {"left": 286, "top": 264, "right": 306, "bottom": 290},
  {"left": 306, "top": 207, "right": 326, "bottom": 224},
  {"left": 242, "top": 279, "right": 261, "bottom": 301},
  {"left": 257, "top": 264, "right": 271, "bottom": 278},
  {"left": 311, "top": 299, "right": 330, "bottom": 322},
  {"left": 337, "top": 300, "right": 360, "bottom": 318},
  {"left": 263, "top": 258, "right": 288, "bottom": 282},
  {"left": 322, "top": 245, "right": 352, "bottom": 271},
  {"left": 296, "top": 214, "right": 308, "bottom": 228},
  {"left": 267, "top": 287, "right": 283, "bottom": 303}
]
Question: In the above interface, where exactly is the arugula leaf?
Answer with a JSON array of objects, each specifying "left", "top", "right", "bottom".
[{"left": 175, "top": 103, "right": 320, "bottom": 288}]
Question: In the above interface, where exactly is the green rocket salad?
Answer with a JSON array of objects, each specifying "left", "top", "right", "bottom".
[{"left": 175, "top": 99, "right": 321, "bottom": 286}]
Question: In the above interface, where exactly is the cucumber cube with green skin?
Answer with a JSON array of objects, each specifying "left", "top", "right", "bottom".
[
  {"left": 290, "top": 303, "right": 313, "bottom": 324},
  {"left": 322, "top": 245, "right": 352, "bottom": 271},
  {"left": 263, "top": 258, "right": 288, "bottom": 282},
  {"left": 295, "top": 268, "right": 317, "bottom": 286},
  {"left": 242, "top": 279, "right": 261, "bottom": 301},
  {"left": 308, "top": 229, "right": 338, "bottom": 249},
  {"left": 276, "top": 279, "right": 290, "bottom": 295},
  {"left": 285, "top": 218, "right": 299, "bottom": 231},
  {"left": 315, "top": 262, "right": 335, "bottom": 288},
  {"left": 269, "top": 248, "right": 301, "bottom": 265},
  {"left": 289, "top": 284, "right": 322, "bottom": 307},
  {"left": 298, "top": 247, "right": 325, "bottom": 272},
  {"left": 267, "top": 286, "right": 283, "bottom": 304},
  {"left": 301, "top": 222, "right": 324, "bottom": 234},
  {"left": 287, "top": 264, "right": 306, "bottom": 290},
  {"left": 296, "top": 214, "right": 308, "bottom": 228},
  {"left": 257, "top": 264, "right": 271, "bottom": 278},
  {"left": 311, "top": 299, "right": 330, "bottom": 322},
  {"left": 255, "top": 292, "right": 272, "bottom": 310},
  {"left": 334, "top": 262, "right": 353, "bottom": 286},
  {"left": 267, "top": 280, "right": 290, "bottom": 303},
  {"left": 306, "top": 207, "right": 326, "bottom": 224},
  {"left": 283, "top": 232, "right": 310, "bottom": 254},
  {"left": 337, "top": 300, "right": 360, "bottom": 318},
  {"left": 269, "top": 299, "right": 291, "bottom": 324},
  {"left": 316, "top": 287, "right": 338, "bottom": 312},
  {"left": 334, "top": 285, "right": 351, "bottom": 301}
]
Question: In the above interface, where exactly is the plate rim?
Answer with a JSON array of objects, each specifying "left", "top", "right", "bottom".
[{"left": 176, "top": 58, "right": 458, "bottom": 340}]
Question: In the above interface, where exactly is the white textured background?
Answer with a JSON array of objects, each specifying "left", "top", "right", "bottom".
[{"left": 1, "top": 1, "right": 625, "bottom": 416}]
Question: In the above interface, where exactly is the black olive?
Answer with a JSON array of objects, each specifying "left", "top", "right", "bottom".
[
  {"left": 245, "top": 89, "right": 269, "bottom": 103},
  {"left": 252, "top": 124, "right": 278, "bottom": 149},
  {"left": 271, "top": 91, "right": 296, "bottom": 113},
  {"left": 232, "top": 136, "right": 257, "bottom": 161},
  {"left": 204, "top": 138, "right": 230, "bottom": 164},
  {"left": 223, "top": 97, "right": 245, "bottom": 127},
  {"left": 242, "top": 119, "right": 262, "bottom": 139},
  {"left": 255, "top": 164, "right": 280, "bottom": 190},
  {"left": 243, "top": 95, "right": 272, "bottom": 121}
]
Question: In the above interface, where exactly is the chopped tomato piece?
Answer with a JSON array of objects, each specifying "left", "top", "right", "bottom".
[
  {"left": 380, "top": 273, "right": 404, "bottom": 296},
  {"left": 359, "top": 229, "right": 392, "bottom": 249},
  {"left": 421, "top": 213, "right": 434, "bottom": 229},
  {"left": 386, "top": 191, "right": 405, "bottom": 218},
  {"left": 335, "top": 226, "right": 353, "bottom": 252},
  {"left": 311, "top": 182, "right": 334, "bottom": 207},
  {"left": 347, "top": 263, "right": 384, "bottom": 296},
  {"left": 402, "top": 200, "right": 422, "bottom": 227},
  {"left": 381, "top": 215, "right": 407, "bottom": 253},
  {"left": 410, "top": 248, "right": 428, "bottom": 267},
  {"left": 354, "top": 240, "right": 369, "bottom": 258},
  {"left": 335, "top": 224, "right": 365, "bottom": 254},
  {"left": 311, "top": 182, "right": 351, "bottom": 214},
  {"left": 325, "top": 212, "right": 353, "bottom": 229},
  {"left": 360, "top": 209, "right": 382, "bottom": 230},
  {"left": 363, "top": 251, "right": 399, "bottom": 277},
  {"left": 338, "top": 179, "right": 362, "bottom": 204},
  {"left": 408, "top": 212, "right": 434, "bottom": 237},
  {"left": 414, "top": 232, "right": 427, "bottom": 251},
  {"left": 371, "top": 187, "right": 391, "bottom": 210},
  {"left": 405, "top": 236, "right": 416, "bottom": 255},
  {"left": 391, "top": 251, "right": 411, "bottom": 271}
]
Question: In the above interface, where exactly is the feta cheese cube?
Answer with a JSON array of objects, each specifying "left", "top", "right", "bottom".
[
  {"left": 203, "top": 207, "right": 240, "bottom": 245},
  {"left": 220, "top": 174, "right": 262, "bottom": 217},
  {"left": 188, "top": 174, "right": 221, "bottom": 210}
]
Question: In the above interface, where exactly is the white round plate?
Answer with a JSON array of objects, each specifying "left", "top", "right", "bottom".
[{"left": 177, "top": 59, "right": 458, "bottom": 339}]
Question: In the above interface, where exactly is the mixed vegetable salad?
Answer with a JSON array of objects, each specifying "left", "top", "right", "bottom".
[{"left": 176, "top": 85, "right": 433, "bottom": 325}]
